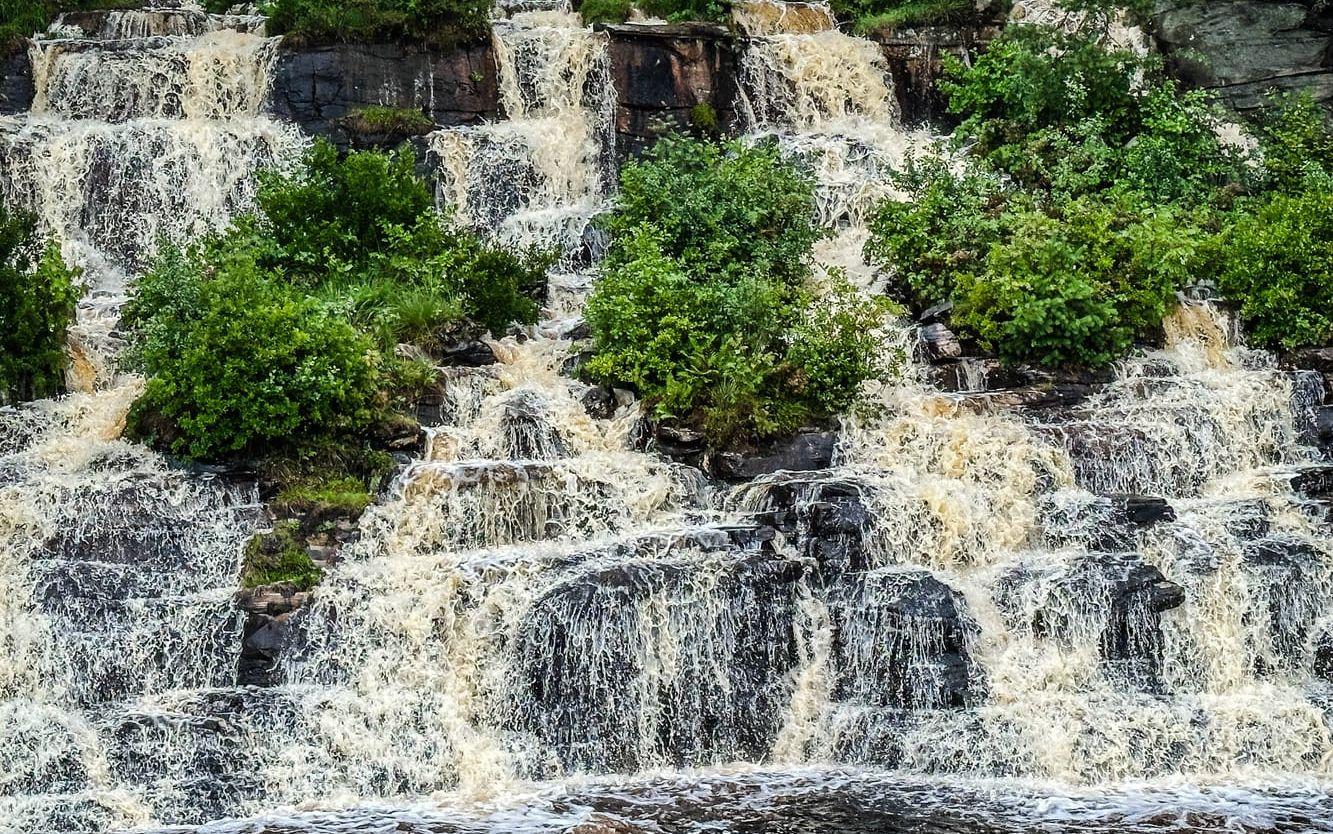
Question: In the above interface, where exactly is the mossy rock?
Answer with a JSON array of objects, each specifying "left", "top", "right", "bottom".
[{"left": 241, "top": 522, "right": 323, "bottom": 591}]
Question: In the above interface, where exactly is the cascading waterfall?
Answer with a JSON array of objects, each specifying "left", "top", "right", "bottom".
[
  {"left": 0, "top": 5, "right": 298, "bottom": 830},
  {"left": 1, "top": 0, "right": 1333, "bottom": 831}
]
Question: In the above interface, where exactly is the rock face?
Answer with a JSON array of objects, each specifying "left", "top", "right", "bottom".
[
  {"left": 871, "top": 24, "right": 1000, "bottom": 125},
  {"left": 0, "top": 42, "right": 33, "bottom": 114},
  {"left": 267, "top": 42, "right": 498, "bottom": 143},
  {"left": 1153, "top": 0, "right": 1333, "bottom": 111},
  {"left": 603, "top": 23, "right": 740, "bottom": 158}
]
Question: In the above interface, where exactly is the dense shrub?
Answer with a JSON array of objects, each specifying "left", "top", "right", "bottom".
[
  {"left": 1211, "top": 181, "right": 1333, "bottom": 352},
  {"left": 0, "top": 207, "right": 80, "bottom": 403},
  {"left": 259, "top": 0, "right": 491, "bottom": 45},
  {"left": 241, "top": 522, "right": 322, "bottom": 590},
  {"left": 586, "top": 137, "right": 891, "bottom": 443},
  {"left": 952, "top": 198, "right": 1203, "bottom": 367},
  {"left": 125, "top": 140, "right": 547, "bottom": 462},
  {"left": 1251, "top": 91, "right": 1333, "bottom": 192},
  {"left": 125, "top": 247, "right": 380, "bottom": 460},
  {"left": 940, "top": 25, "right": 1244, "bottom": 202}
]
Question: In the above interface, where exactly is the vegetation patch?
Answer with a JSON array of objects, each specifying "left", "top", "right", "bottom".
[
  {"left": 255, "top": 0, "right": 492, "bottom": 46},
  {"left": 833, "top": 0, "right": 978, "bottom": 35},
  {"left": 1, "top": 0, "right": 138, "bottom": 49},
  {"left": 585, "top": 136, "right": 893, "bottom": 446},
  {"left": 866, "top": 5, "right": 1333, "bottom": 367},
  {"left": 578, "top": 0, "right": 728, "bottom": 25},
  {"left": 241, "top": 522, "right": 323, "bottom": 590},
  {"left": 123, "top": 138, "right": 547, "bottom": 466},
  {"left": 339, "top": 106, "right": 436, "bottom": 138},
  {"left": 0, "top": 206, "right": 80, "bottom": 404}
]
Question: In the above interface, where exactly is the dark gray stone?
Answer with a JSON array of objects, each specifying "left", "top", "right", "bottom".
[
  {"left": 0, "top": 41, "right": 33, "bottom": 115},
  {"left": 709, "top": 429, "right": 839, "bottom": 481}
]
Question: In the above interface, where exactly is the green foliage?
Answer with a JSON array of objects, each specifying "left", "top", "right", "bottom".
[
  {"left": 587, "top": 137, "right": 891, "bottom": 443},
  {"left": 241, "top": 522, "right": 322, "bottom": 590},
  {"left": 1251, "top": 91, "right": 1333, "bottom": 192},
  {"left": 0, "top": 0, "right": 138, "bottom": 48},
  {"left": 833, "top": 0, "right": 976, "bottom": 34},
  {"left": 0, "top": 207, "right": 80, "bottom": 403},
  {"left": 865, "top": 154, "right": 1008, "bottom": 312},
  {"left": 260, "top": 0, "right": 491, "bottom": 46},
  {"left": 579, "top": 0, "right": 632, "bottom": 24},
  {"left": 639, "top": 0, "right": 729, "bottom": 23},
  {"left": 340, "top": 106, "right": 436, "bottom": 137},
  {"left": 952, "top": 197, "right": 1203, "bottom": 367},
  {"left": 124, "top": 246, "right": 381, "bottom": 461},
  {"left": 125, "top": 140, "right": 545, "bottom": 462},
  {"left": 274, "top": 475, "right": 373, "bottom": 516},
  {"left": 1211, "top": 181, "right": 1333, "bottom": 352},
  {"left": 688, "top": 102, "right": 719, "bottom": 134}
]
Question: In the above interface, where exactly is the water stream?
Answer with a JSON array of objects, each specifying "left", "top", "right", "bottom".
[{"left": 0, "top": 2, "right": 1331, "bottom": 832}]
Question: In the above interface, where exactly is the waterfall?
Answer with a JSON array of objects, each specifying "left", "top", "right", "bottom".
[
  {"left": 0, "top": 7, "right": 297, "bottom": 830},
  {"left": 2, "top": 0, "right": 1333, "bottom": 831}
]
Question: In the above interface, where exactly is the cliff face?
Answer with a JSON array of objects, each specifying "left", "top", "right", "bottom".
[{"left": 1154, "top": 0, "right": 1333, "bottom": 111}]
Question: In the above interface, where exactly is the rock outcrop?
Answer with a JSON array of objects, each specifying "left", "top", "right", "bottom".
[
  {"left": 1153, "top": 0, "right": 1333, "bottom": 112},
  {"left": 0, "top": 42, "right": 33, "bottom": 114}
]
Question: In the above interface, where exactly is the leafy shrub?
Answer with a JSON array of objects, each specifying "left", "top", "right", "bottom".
[
  {"left": 260, "top": 0, "right": 491, "bottom": 46},
  {"left": 832, "top": 0, "right": 976, "bottom": 34},
  {"left": 0, "top": 207, "right": 80, "bottom": 403},
  {"left": 125, "top": 247, "right": 380, "bottom": 460},
  {"left": 1251, "top": 91, "right": 1333, "bottom": 192},
  {"left": 241, "top": 522, "right": 322, "bottom": 590},
  {"left": 639, "top": 0, "right": 729, "bottom": 23},
  {"left": 952, "top": 197, "right": 1200, "bottom": 368},
  {"left": 1211, "top": 182, "right": 1333, "bottom": 352},
  {"left": 125, "top": 140, "right": 545, "bottom": 463},
  {"left": 864, "top": 155, "right": 1008, "bottom": 312},
  {"left": 579, "top": 0, "right": 632, "bottom": 24},
  {"left": 586, "top": 137, "right": 890, "bottom": 443}
]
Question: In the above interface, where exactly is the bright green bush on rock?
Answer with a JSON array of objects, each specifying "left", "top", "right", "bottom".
[
  {"left": 832, "top": 0, "right": 976, "bottom": 35},
  {"left": 241, "top": 522, "right": 322, "bottom": 590},
  {"left": 1211, "top": 181, "right": 1333, "bottom": 352},
  {"left": 125, "top": 140, "right": 547, "bottom": 464},
  {"left": 586, "top": 136, "right": 892, "bottom": 444},
  {"left": 259, "top": 0, "right": 491, "bottom": 46},
  {"left": 0, "top": 207, "right": 80, "bottom": 404}
]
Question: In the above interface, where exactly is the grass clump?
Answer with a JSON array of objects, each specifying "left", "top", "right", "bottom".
[
  {"left": 340, "top": 106, "right": 436, "bottom": 137},
  {"left": 835, "top": 0, "right": 977, "bottom": 34},
  {"left": 579, "top": 0, "right": 632, "bottom": 25},
  {"left": 123, "top": 138, "right": 548, "bottom": 464},
  {"left": 0, "top": 205, "right": 81, "bottom": 404},
  {"left": 259, "top": 0, "right": 491, "bottom": 46},
  {"left": 585, "top": 136, "right": 893, "bottom": 445},
  {"left": 241, "top": 522, "right": 322, "bottom": 590}
]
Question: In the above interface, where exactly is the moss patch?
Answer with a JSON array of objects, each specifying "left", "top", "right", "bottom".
[
  {"left": 340, "top": 105, "right": 436, "bottom": 137},
  {"left": 241, "top": 522, "right": 323, "bottom": 590}
]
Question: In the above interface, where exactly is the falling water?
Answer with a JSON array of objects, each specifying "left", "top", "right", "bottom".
[{"left": 2, "top": 1, "right": 1333, "bottom": 831}]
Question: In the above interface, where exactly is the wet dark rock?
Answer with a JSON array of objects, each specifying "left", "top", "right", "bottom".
[
  {"left": 997, "top": 553, "right": 1184, "bottom": 692},
  {"left": 828, "top": 569, "right": 983, "bottom": 709},
  {"left": 1315, "top": 626, "right": 1333, "bottom": 683},
  {"left": 268, "top": 42, "right": 497, "bottom": 144},
  {"left": 516, "top": 550, "right": 809, "bottom": 773},
  {"left": 646, "top": 423, "right": 708, "bottom": 469},
  {"left": 917, "top": 323, "right": 962, "bottom": 362},
  {"left": 1291, "top": 464, "right": 1333, "bottom": 501},
  {"left": 1153, "top": 0, "right": 1333, "bottom": 112},
  {"left": 1285, "top": 347, "right": 1333, "bottom": 377},
  {"left": 870, "top": 24, "right": 1001, "bottom": 125},
  {"left": 603, "top": 23, "right": 740, "bottom": 159},
  {"left": 917, "top": 300, "right": 953, "bottom": 325},
  {"left": 237, "top": 614, "right": 289, "bottom": 687},
  {"left": 370, "top": 413, "right": 426, "bottom": 454},
  {"left": 1090, "top": 495, "right": 1177, "bottom": 551},
  {"left": 751, "top": 475, "right": 871, "bottom": 577},
  {"left": 435, "top": 338, "right": 497, "bottom": 367},
  {"left": 581, "top": 385, "right": 617, "bottom": 421},
  {"left": 1243, "top": 536, "right": 1324, "bottom": 668},
  {"left": 0, "top": 41, "right": 33, "bottom": 114},
  {"left": 709, "top": 428, "right": 839, "bottom": 482}
]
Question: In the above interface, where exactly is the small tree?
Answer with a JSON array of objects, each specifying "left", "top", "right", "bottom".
[{"left": 0, "top": 207, "right": 80, "bottom": 403}]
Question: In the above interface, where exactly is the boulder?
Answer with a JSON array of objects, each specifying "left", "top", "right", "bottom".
[
  {"left": 603, "top": 23, "right": 740, "bottom": 158},
  {"left": 0, "top": 41, "right": 33, "bottom": 115},
  {"left": 268, "top": 42, "right": 498, "bottom": 143},
  {"left": 1153, "top": 0, "right": 1333, "bottom": 112},
  {"left": 709, "top": 428, "right": 839, "bottom": 481}
]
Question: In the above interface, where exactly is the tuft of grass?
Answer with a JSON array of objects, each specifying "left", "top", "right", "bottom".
[
  {"left": 340, "top": 105, "right": 436, "bottom": 137},
  {"left": 241, "top": 522, "right": 323, "bottom": 590},
  {"left": 274, "top": 475, "right": 373, "bottom": 516},
  {"left": 689, "top": 102, "right": 719, "bottom": 134}
]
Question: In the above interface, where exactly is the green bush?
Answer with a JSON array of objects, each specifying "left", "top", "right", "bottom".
[
  {"left": 586, "top": 137, "right": 891, "bottom": 443},
  {"left": 241, "top": 522, "right": 322, "bottom": 590},
  {"left": 339, "top": 106, "right": 436, "bottom": 137},
  {"left": 260, "top": 0, "right": 491, "bottom": 46},
  {"left": 864, "top": 154, "right": 1008, "bottom": 313},
  {"left": 952, "top": 197, "right": 1201, "bottom": 368},
  {"left": 832, "top": 0, "right": 976, "bottom": 34},
  {"left": 0, "top": 207, "right": 80, "bottom": 403},
  {"left": 125, "top": 247, "right": 380, "bottom": 461},
  {"left": 1211, "top": 182, "right": 1333, "bottom": 352},
  {"left": 579, "top": 0, "right": 632, "bottom": 24},
  {"left": 1251, "top": 91, "right": 1333, "bottom": 193}
]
